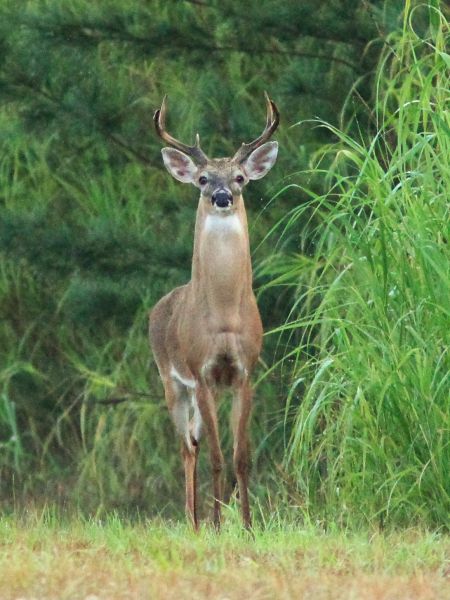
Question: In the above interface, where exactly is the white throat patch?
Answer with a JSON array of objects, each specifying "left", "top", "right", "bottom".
[{"left": 204, "top": 213, "right": 243, "bottom": 235}]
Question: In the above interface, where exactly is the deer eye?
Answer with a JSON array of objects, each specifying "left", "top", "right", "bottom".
[
  {"left": 199, "top": 176, "right": 208, "bottom": 185},
  {"left": 236, "top": 175, "right": 245, "bottom": 184}
]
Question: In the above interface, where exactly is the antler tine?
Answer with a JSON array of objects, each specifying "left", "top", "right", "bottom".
[
  {"left": 233, "top": 92, "right": 280, "bottom": 164},
  {"left": 265, "top": 91, "right": 274, "bottom": 128},
  {"left": 153, "top": 96, "right": 208, "bottom": 165}
]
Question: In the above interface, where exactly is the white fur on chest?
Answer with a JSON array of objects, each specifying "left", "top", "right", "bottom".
[{"left": 204, "top": 213, "right": 243, "bottom": 235}]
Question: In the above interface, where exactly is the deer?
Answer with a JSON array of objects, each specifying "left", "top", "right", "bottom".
[{"left": 149, "top": 93, "right": 279, "bottom": 530}]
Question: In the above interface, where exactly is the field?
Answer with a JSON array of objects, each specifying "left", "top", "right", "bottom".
[
  {"left": 0, "top": 2, "right": 449, "bottom": 599},
  {"left": 1, "top": 512, "right": 448, "bottom": 600}
]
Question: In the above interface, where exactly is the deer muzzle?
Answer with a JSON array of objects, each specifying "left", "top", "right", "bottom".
[{"left": 212, "top": 189, "right": 233, "bottom": 209}]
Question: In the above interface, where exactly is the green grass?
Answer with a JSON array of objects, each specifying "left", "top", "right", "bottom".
[
  {"left": 0, "top": 510, "right": 448, "bottom": 599},
  {"left": 258, "top": 4, "right": 450, "bottom": 529}
]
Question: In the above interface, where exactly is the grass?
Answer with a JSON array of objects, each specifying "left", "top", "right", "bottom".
[
  {"left": 258, "top": 3, "right": 450, "bottom": 529},
  {"left": 0, "top": 510, "right": 448, "bottom": 599}
]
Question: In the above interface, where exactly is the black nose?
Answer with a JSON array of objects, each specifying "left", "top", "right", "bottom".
[{"left": 212, "top": 189, "right": 233, "bottom": 208}]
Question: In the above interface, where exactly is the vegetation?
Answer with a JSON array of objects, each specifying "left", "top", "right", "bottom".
[
  {"left": 0, "top": 510, "right": 448, "bottom": 599},
  {"left": 260, "top": 1, "right": 450, "bottom": 529},
  {"left": 0, "top": 0, "right": 448, "bottom": 542}
]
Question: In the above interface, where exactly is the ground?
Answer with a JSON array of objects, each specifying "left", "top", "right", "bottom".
[{"left": 0, "top": 510, "right": 448, "bottom": 600}]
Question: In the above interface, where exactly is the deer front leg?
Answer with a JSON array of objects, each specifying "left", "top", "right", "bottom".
[
  {"left": 164, "top": 375, "right": 200, "bottom": 531},
  {"left": 196, "top": 383, "right": 224, "bottom": 530},
  {"left": 231, "top": 380, "right": 253, "bottom": 529}
]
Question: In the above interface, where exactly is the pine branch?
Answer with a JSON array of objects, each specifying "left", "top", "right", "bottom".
[
  {"left": 182, "top": 0, "right": 212, "bottom": 6},
  {"left": 107, "top": 133, "right": 152, "bottom": 166},
  {"left": 94, "top": 391, "right": 155, "bottom": 406},
  {"left": 3, "top": 76, "right": 152, "bottom": 166},
  {"left": 29, "top": 20, "right": 362, "bottom": 71}
]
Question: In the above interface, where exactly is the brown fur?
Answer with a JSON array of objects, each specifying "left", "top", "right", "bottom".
[
  {"left": 149, "top": 177, "right": 262, "bottom": 530},
  {"left": 149, "top": 96, "right": 278, "bottom": 530}
]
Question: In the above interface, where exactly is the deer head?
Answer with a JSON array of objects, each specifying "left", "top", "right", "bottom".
[{"left": 154, "top": 93, "right": 280, "bottom": 214}]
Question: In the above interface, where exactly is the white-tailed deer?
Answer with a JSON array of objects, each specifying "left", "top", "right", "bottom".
[{"left": 149, "top": 94, "right": 279, "bottom": 530}]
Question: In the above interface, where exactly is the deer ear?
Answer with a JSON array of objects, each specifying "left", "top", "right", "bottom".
[
  {"left": 161, "top": 148, "right": 197, "bottom": 183},
  {"left": 242, "top": 141, "right": 278, "bottom": 180}
]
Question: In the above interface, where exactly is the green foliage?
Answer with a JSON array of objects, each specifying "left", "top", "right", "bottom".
[
  {"left": 0, "top": 0, "right": 448, "bottom": 530},
  {"left": 260, "top": 3, "right": 449, "bottom": 528}
]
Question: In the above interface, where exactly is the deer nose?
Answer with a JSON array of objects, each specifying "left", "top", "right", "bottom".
[{"left": 212, "top": 189, "right": 233, "bottom": 208}]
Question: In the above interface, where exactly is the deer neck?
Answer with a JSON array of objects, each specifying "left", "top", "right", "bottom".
[{"left": 190, "top": 198, "right": 253, "bottom": 326}]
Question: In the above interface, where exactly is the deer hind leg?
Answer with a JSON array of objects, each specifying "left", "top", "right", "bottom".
[
  {"left": 164, "top": 375, "right": 200, "bottom": 530},
  {"left": 231, "top": 380, "right": 253, "bottom": 529},
  {"left": 196, "top": 382, "right": 224, "bottom": 530},
  {"left": 181, "top": 436, "right": 199, "bottom": 531}
]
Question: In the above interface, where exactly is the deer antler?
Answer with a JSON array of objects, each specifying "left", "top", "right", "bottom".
[
  {"left": 232, "top": 92, "right": 280, "bottom": 164},
  {"left": 154, "top": 96, "right": 209, "bottom": 165}
]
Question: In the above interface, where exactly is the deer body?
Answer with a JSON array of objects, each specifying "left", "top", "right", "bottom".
[{"left": 149, "top": 97, "right": 279, "bottom": 529}]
